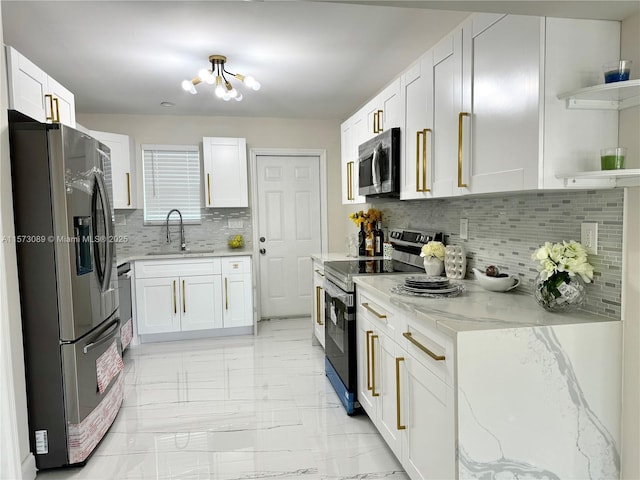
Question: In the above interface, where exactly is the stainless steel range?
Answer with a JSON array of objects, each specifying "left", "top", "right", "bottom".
[{"left": 323, "top": 228, "right": 443, "bottom": 414}]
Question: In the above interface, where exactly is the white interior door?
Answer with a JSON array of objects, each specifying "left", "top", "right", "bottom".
[{"left": 256, "top": 155, "right": 322, "bottom": 318}]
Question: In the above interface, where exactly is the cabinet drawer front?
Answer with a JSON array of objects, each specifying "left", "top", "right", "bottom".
[
  {"left": 402, "top": 316, "right": 454, "bottom": 386},
  {"left": 222, "top": 256, "right": 251, "bottom": 275},
  {"left": 356, "top": 291, "right": 398, "bottom": 339},
  {"left": 135, "top": 258, "right": 221, "bottom": 278}
]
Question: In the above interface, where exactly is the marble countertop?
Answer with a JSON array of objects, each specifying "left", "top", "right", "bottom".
[
  {"left": 354, "top": 274, "right": 617, "bottom": 338},
  {"left": 311, "top": 252, "right": 352, "bottom": 262},
  {"left": 118, "top": 248, "right": 253, "bottom": 266}
]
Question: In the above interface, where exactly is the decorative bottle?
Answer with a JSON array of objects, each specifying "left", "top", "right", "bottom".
[
  {"left": 365, "top": 223, "right": 375, "bottom": 257},
  {"left": 358, "top": 222, "right": 367, "bottom": 257},
  {"left": 374, "top": 221, "right": 384, "bottom": 256}
]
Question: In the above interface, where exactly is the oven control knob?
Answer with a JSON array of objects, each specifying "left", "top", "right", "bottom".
[{"left": 260, "top": 248, "right": 266, "bottom": 254}]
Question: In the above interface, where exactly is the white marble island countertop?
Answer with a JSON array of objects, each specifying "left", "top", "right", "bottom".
[{"left": 354, "top": 274, "right": 617, "bottom": 338}]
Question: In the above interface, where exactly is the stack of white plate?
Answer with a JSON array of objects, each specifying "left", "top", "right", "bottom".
[{"left": 391, "top": 276, "right": 464, "bottom": 298}]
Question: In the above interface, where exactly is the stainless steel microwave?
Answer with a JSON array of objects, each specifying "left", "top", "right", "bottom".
[{"left": 358, "top": 127, "right": 400, "bottom": 197}]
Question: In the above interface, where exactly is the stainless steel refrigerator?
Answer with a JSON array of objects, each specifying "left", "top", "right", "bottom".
[{"left": 9, "top": 113, "right": 122, "bottom": 469}]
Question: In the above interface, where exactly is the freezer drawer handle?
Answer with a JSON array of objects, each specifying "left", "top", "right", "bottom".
[{"left": 83, "top": 319, "right": 120, "bottom": 354}]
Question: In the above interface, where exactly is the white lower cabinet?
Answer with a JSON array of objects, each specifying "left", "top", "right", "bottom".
[
  {"left": 134, "top": 256, "right": 253, "bottom": 339},
  {"left": 222, "top": 256, "right": 253, "bottom": 328},
  {"left": 311, "top": 259, "right": 325, "bottom": 347},
  {"left": 356, "top": 287, "right": 455, "bottom": 480}
]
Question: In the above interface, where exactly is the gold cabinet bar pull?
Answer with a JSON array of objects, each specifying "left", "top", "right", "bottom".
[
  {"left": 53, "top": 97, "right": 60, "bottom": 123},
  {"left": 396, "top": 357, "right": 406, "bottom": 430},
  {"left": 377, "top": 109, "right": 384, "bottom": 132},
  {"left": 126, "top": 172, "right": 131, "bottom": 206},
  {"left": 373, "top": 111, "right": 378, "bottom": 134},
  {"left": 173, "top": 280, "right": 177, "bottom": 314},
  {"left": 361, "top": 302, "right": 386, "bottom": 319},
  {"left": 207, "top": 173, "right": 212, "bottom": 205},
  {"left": 315, "top": 286, "right": 323, "bottom": 325},
  {"left": 347, "top": 162, "right": 354, "bottom": 200},
  {"left": 415, "top": 129, "right": 431, "bottom": 193},
  {"left": 423, "top": 128, "right": 431, "bottom": 192},
  {"left": 371, "top": 334, "right": 379, "bottom": 397},
  {"left": 182, "top": 280, "right": 186, "bottom": 313},
  {"left": 45, "top": 94, "right": 54, "bottom": 122},
  {"left": 415, "top": 130, "right": 422, "bottom": 192},
  {"left": 457, "top": 112, "right": 469, "bottom": 188},
  {"left": 403, "top": 332, "right": 445, "bottom": 361},
  {"left": 365, "top": 330, "right": 373, "bottom": 391},
  {"left": 314, "top": 269, "right": 325, "bottom": 277},
  {"left": 225, "top": 278, "right": 229, "bottom": 310}
]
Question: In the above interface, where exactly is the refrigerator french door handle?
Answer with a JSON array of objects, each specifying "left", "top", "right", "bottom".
[
  {"left": 93, "top": 172, "right": 114, "bottom": 291},
  {"left": 82, "top": 319, "right": 119, "bottom": 354}
]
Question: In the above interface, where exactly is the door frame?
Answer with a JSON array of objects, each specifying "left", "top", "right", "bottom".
[{"left": 249, "top": 148, "right": 328, "bottom": 325}]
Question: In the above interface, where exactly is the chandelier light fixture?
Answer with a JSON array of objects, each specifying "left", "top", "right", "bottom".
[{"left": 181, "top": 54, "right": 260, "bottom": 102}]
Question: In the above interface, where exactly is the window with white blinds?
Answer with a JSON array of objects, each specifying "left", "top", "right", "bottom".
[{"left": 142, "top": 145, "right": 201, "bottom": 224}]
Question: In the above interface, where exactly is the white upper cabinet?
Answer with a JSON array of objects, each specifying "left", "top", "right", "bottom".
[
  {"left": 340, "top": 112, "right": 366, "bottom": 204},
  {"left": 202, "top": 137, "right": 248, "bottom": 208},
  {"left": 459, "top": 14, "right": 542, "bottom": 195},
  {"left": 431, "top": 30, "right": 464, "bottom": 198},
  {"left": 6, "top": 46, "right": 76, "bottom": 127},
  {"left": 90, "top": 130, "right": 137, "bottom": 209},
  {"left": 363, "top": 78, "right": 402, "bottom": 140},
  {"left": 400, "top": 55, "right": 433, "bottom": 200}
]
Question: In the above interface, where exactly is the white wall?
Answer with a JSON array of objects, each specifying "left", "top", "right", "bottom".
[
  {"left": 78, "top": 113, "right": 351, "bottom": 253},
  {"left": 0, "top": 3, "right": 36, "bottom": 478},
  {"left": 619, "top": 11, "right": 640, "bottom": 480}
]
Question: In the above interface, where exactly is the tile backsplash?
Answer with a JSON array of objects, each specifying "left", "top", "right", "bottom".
[
  {"left": 114, "top": 208, "right": 253, "bottom": 257},
  {"left": 371, "top": 189, "right": 624, "bottom": 319}
]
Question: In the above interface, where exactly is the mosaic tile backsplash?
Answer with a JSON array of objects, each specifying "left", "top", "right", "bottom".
[
  {"left": 113, "top": 208, "right": 253, "bottom": 257},
  {"left": 371, "top": 190, "right": 624, "bottom": 320}
]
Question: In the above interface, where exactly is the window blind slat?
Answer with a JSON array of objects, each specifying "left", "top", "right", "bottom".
[{"left": 142, "top": 146, "right": 201, "bottom": 224}]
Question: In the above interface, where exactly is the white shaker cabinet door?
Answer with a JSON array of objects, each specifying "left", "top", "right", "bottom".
[
  {"left": 47, "top": 76, "right": 76, "bottom": 128},
  {"left": 312, "top": 262, "right": 325, "bottom": 348},
  {"left": 400, "top": 53, "right": 434, "bottom": 200},
  {"left": 180, "top": 275, "right": 223, "bottom": 331},
  {"left": 460, "top": 14, "right": 541, "bottom": 194},
  {"left": 400, "top": 349, "right": 456, "bottom": 480},
  {"left": 223, "top": 274, "right": 253, "bottom": 328},
  {"left": 135, "top": 277, "right": 181, "bottom": 334},
  {"left": 431, "top": 29, "right": 464, "bottom": 198},
  {"left": 203, "top": 137, "right": 248, "bottom": 207},
  {"left": 90, "top": 130, "right": 136, "bottom": 209},
  {"left": 340, "top": 114, "right": 366, "bottom": 204}
]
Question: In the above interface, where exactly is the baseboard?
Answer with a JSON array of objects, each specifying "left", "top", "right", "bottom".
[{"left": 22, "top": 453, "right": 37, "bottom": 480}]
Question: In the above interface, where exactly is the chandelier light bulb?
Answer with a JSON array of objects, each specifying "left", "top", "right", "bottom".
[
  {"left": 222, "top": 93, "right": 231, "bottom": 101},
  {"left": 198, "top": 69, "right": 212, "bottom": 83},
  {"left": 251, "top": 80, "right": 261, "bottom": 91},
  {"left": 214, "top": 77, "right": 226, "bottom": 98},
  {"left": 234, "top": 93, "right": 243, "bottom": 102},
  {"left": 181, "top": 80, "right": 192, "bottom": 91},
  {"left": 242, "top": 75, "right": 260, "bottom": 90}
]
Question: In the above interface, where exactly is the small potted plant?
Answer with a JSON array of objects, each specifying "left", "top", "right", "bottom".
[{"left": 420, "top": 241, "right": 446, "bottom": 276}]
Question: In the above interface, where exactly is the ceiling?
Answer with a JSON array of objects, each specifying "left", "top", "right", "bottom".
[{"left": 2, "top": 1, "right": 638, "bottom": 121}]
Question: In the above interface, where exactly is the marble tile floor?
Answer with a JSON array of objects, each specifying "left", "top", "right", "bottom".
[{"left": 36, "top": 318, "right": 408, "bottom": 480}]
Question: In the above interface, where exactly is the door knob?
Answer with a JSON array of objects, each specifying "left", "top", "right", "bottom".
[
  {"left": 259, "top": 237, "right": 266, "bottom": 242},
  {"left": 260, "top": 248, "right": 266, "bottom": 254}
]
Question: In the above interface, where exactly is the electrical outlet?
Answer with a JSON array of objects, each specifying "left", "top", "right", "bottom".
[
  {"left": 460, "top": 218, "right": 468, "bottom": 240},
  {"left": 581, "top": 222, "right": 598, "bottom": 255}
]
